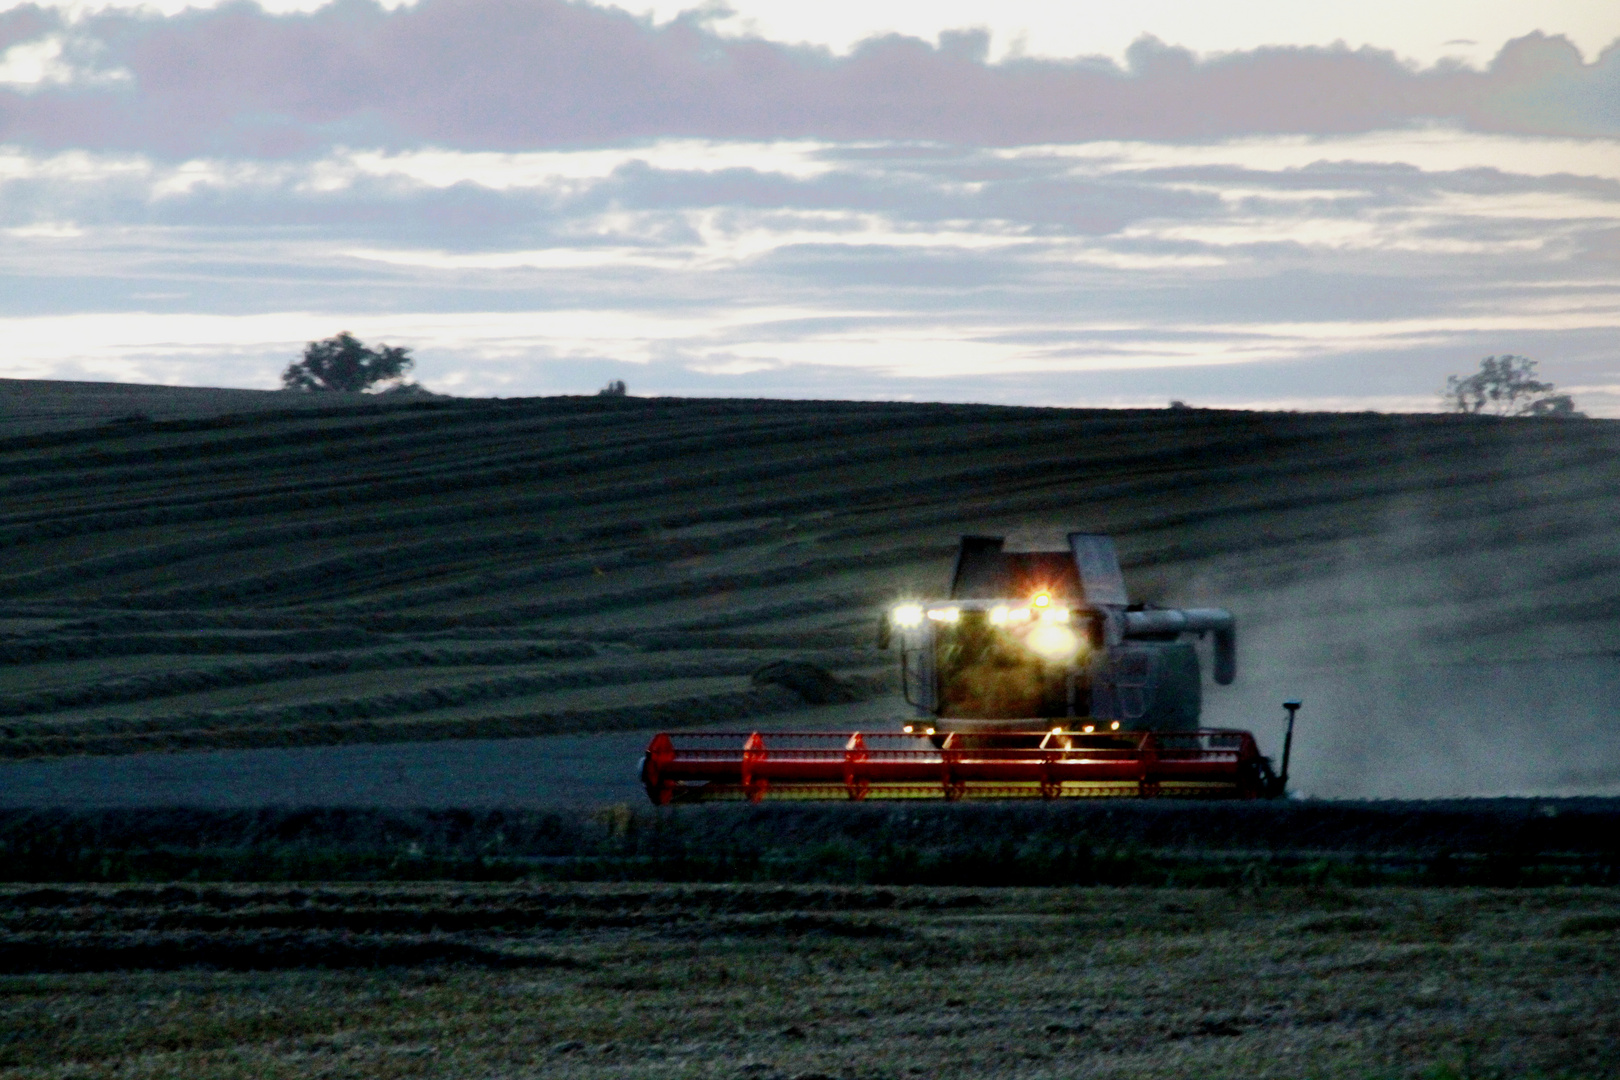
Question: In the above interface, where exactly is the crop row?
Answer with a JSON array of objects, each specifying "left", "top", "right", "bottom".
[
  {"left": 3, "top": 406, "right": 1603, "bottom": 616},
  {"left": 0, "top": 402, "right": 1031, "bottom": 536},
  {"left": 0, "top": 402, "right": 1491, "bottom": 559},
  {"left": 0, "top": 641, "right": 603, "bottom": 717},
  {"left": 0, "top": 678, "right": 888, "bottom": 758},
  {"left": 0, "top": 396, "right": 1613, "bottom": 764},
  {"left": 0, "top": 651, "right": 877, "bottom": 735}
]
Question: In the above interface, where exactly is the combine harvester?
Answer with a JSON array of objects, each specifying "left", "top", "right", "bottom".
[{"left": 641, "top": 533, "right": 1298, "bottom": 804}]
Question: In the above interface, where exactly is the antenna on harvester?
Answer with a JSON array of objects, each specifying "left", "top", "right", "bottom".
[{"left": 1279, "top": 700, "right": 1301, "bottom": 793}]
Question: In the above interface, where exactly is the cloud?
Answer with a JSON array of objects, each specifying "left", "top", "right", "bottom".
[
  {"left": 0, "top": 4, "right": 1614, "bottom": 415},
  {"left": 0, "top": 0, "right": 1616, "bottom": 156},
  {"left": 0, "top": 128, "right": 1614, "bottom": 412}
]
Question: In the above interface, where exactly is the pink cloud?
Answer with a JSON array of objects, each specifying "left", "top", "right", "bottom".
[{"left": 0, "top": 0, "right": 1614, "bottom": 155}]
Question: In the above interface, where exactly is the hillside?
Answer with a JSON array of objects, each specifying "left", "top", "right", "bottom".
[
  {"left": 0, "top": 377, "right": 390, "bottom": 437},
  {"left": 0, "top": 387, "right": 1615, "bottom": 798}
]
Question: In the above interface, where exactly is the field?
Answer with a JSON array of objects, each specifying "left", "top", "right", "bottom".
[
  {"left": 0, "top": 800, "right": 1610, "bottom": 1078},
  {"left": 0, "top": 382, "right": 1617, "bottom": 799},
  {"left": 0, "top": 379, "right": 391, "bottom": 439},
  {"left": 1, "top": 381, "right": 1619, "bottom": 1077},
  {"left": 2, "top": 799, "right": 1617, "bottom": 886},
  {"left": 1, "top": 882, "right": 1618, "bottom": 1079}
]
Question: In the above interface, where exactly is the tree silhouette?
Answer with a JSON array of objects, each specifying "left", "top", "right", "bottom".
[
  {"left": 597, "top": 379, "right": 628, "bottom": 397},
  {"left": 282, "top": 333, "right": 414, "bottom": 393},
  {"left": 1442, "top": 356, "right": 1583, "bottom": 417}
]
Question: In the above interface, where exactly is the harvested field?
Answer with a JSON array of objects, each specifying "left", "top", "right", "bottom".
[
  {"left": 1, "top": 385, "right": 1617, "bottom": 1078},
  {"left": 0, "top": 882, "right": 1616, "bottom": 1079},
  {"left": 2, "top": 800, "right": 1616, "bottom": 886},
  {"left": 0, "top": 379, "right": 401, "bottom": 438},
  {"left": 0, "top": 700, "right": 906, "bottom": 810},
  {"left": 0, "top": 385, "right": 1616, "bottom": 798}
]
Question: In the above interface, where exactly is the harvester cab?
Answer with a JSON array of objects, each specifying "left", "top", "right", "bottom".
[
  {"left": 879, "top": 533, "right": 1236, "bottom": 736},
  {"left": 640, "top": 533, "right": 1293, "bottom": 804}
]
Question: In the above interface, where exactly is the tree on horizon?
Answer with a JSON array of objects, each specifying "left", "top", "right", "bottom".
[
  {"left": 1442, "top": 355, "right": 1583, "bottom": 417},
  {"left": 282, "top": 333, "right": 415, "bottom": 393}
]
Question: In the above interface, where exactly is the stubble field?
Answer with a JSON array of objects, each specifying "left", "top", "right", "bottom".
[
  {"left": 0, "top": 383, "right": 1616, "bottom": 799},
  {"left": 1, "top": 883, "right": 1617, "bottom": 1080}
]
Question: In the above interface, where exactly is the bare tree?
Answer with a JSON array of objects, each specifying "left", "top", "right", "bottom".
[
  {"left": 1442, "top": 356, "right": 1583, "bottom": 418},
  {"left": 597, "top": 379, "right": 628, "bottom": 397},
  {"left": 283, "top": 333, "right": 415, "bottom": 393}
]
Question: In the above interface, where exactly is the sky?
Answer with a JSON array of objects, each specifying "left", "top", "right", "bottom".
[{"left": 1, "top": 0, "right": 1617, "bottom": 412}]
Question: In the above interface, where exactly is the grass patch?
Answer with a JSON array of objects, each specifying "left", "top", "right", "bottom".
[
  {"left": 1556, "top": 913, "right": 1620, "bottom": 936},
  {"left": 1291, "top": 913, "right": 1389, "bottom": 934}
]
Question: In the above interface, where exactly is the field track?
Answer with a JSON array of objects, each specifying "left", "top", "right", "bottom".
[{"left": 0, "top": 385, "right": 1616, "bottom": 798}]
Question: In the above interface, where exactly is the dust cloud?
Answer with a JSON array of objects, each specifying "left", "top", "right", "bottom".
[{"left": 1189, "top": 514, "right": 1620, "bottom": 800}]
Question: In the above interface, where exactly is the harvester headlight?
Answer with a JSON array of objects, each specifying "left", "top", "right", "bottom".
[
  {"left": 1009, "top": 607, "right": 1031, "bottom": 623},
  {"left": 1083, "top": 724, "right": 1095, "bottom": 733},
  {"left": 1033, "top": 592, "right": 1051, "bottom": 608},
  {"left": 989, "top": 606, "right": 1009, "bottom": 625},
  {"left": 1110, "top": 721, "right": 1120, "bottom": 731},
  {"left": 1026, "top": 623, "right": 1081, "bottom": 661},
  {"left": 1043, "top": 607, "right": 1070, "bottom": 623},
  {"left": 927, "top": 607, "right": 960, "bottom": 623},
  {"left": 892, "top": 604, "right": 924, "bottom": 627}
]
